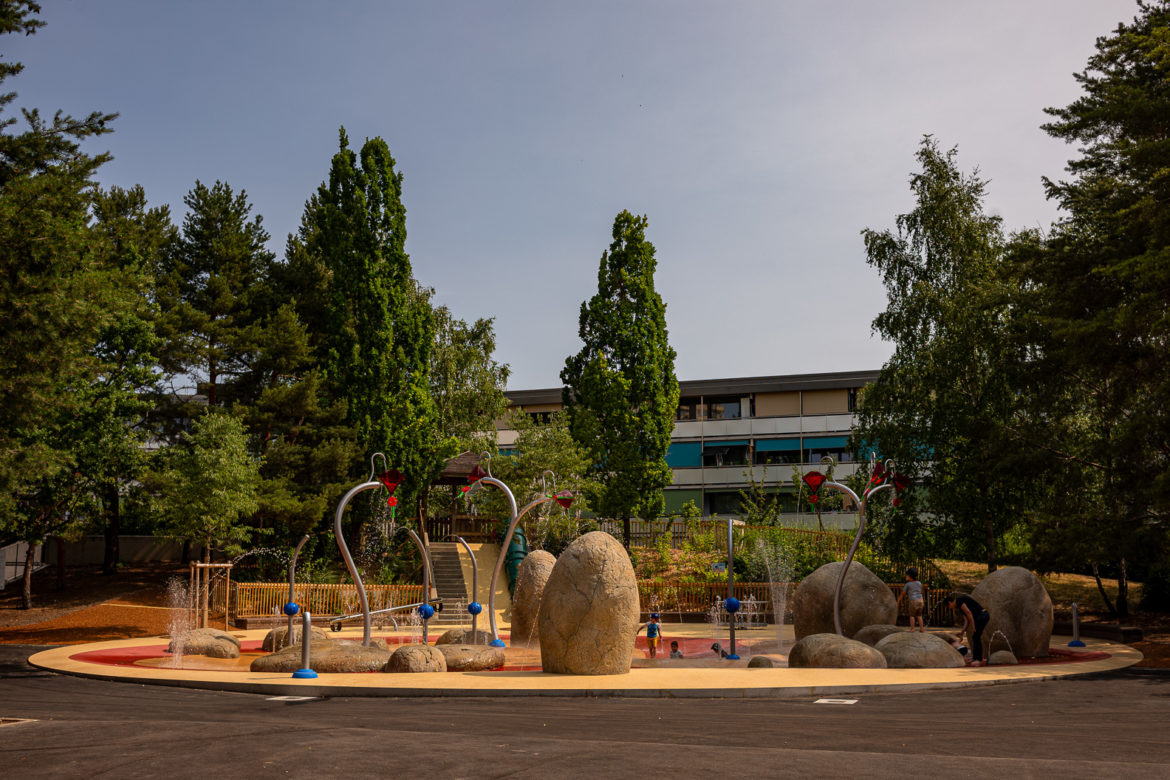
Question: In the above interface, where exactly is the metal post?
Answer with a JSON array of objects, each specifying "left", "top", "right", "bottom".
[
  {"left": 292, "top": 610, "right": 317, "bottom": 679},
  {"left": 407, "top": 529, "right": 433, "bottom": 645},
  {"left": 455, "top": 536, "right": 480, "bottom": 643},
  {"left": 334, "top": 480, "right": 382, "bottom": 647},
  {"left": 725, "top": 518, "right": 740, "bottom": 660},
  {"left": 1069, "top": 602, "right": 1086, "bottom": 647},
  {"left": 287, "top": 534, "right": 309, "bottom": 646}
]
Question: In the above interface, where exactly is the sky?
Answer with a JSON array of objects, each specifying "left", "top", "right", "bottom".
[{"left": 7, "top": 1, "right": 1139, "bottom": 389}]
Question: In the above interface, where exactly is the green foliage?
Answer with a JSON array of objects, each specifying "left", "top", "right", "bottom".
[
  {"left": 856, "top": 138, "right": 1028, "bottom": 571},
  {"left": 150, "top": 412, "right": 260, "bottom": 559},
  {"left": 304, "top": 128, "right": 449, "bottom": 507},
  {"left": 1009, "top": 1, "right": 1170, "bottom": 615},
  {"left": 561, "top": 211, "right": 679, "bottom": 541}
]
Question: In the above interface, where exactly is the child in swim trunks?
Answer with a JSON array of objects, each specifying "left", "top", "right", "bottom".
[
  {"left": 897, "top": 567, "right": 926, "bottom": 632},
  {"left": 637, "top": 613, "right": 663, "bottom": 658}
]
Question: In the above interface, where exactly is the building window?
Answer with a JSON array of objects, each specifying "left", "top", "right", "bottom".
[
  {"left": 803, "top": 448, "right": 854, "bottom": 465},
  {"left": 755, "top": 450, "right": 799, "bottom": 466},
  {"left": 848, "top": 388, "right": 858, "bottom": 412},
  {"left": 705, "top": 396, "right": 742, "bottom": 420},
  {"left": 706, "top": 491, "right": 744, "bottom": 516},
  {"left": 676, "top": 397, "right": 701, "bottom": 421},
  {"left": 702, "top": 444, "right": 750, "bottom": 467},
  {"left": 527, "top": 411, "right": 552, "bottom": 425}
]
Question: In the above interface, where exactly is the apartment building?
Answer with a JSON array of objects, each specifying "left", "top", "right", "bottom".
[{"left": 499, "top": 369, "right": 879, "bottom": 521}]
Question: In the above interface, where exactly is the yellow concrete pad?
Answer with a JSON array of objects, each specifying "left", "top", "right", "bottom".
[{"left": 27, "top": 630, "right": 1140, "bottom": 699}]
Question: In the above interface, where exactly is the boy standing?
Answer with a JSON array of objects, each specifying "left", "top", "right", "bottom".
[
  {"left": 637, "top": 613, "right": 663, "bottom": 658},
  {"left": 897, "top": 567, "right": 926, "bottom": 632}
]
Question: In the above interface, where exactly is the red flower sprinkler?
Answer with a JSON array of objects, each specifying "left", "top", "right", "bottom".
[
  {"left": 802, "top": 470, "right": 826, "bottom": 505},
  {"left": 376, "top": 468, "right": 404, "bottom": 520}
]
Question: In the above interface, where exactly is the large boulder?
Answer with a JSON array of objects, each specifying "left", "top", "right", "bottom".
[
  {"left": 971, "top": 566, "right": 1053, "bottom": 658},
  {"left": 538, "top": 531, "right": 640, "bottom": 675},
  {"left": 435, "top": 628, "right": 494, "bottom": 646},
  {"left": 792, "top": 561, "right": 898, "bottom": 640},
  {"left": 250, "top": 640, "right": 391, "bottom": 673},
  {"left": 875, "top": 631, "right": 964, "bottom": 668},
  {"left": 511, "top": 550, "right": 556, "bottom": 646},
  {"left": 168, "top": 628, "right": 240, "bottom": 659},
  {"left": 853, "top": 624, "right": 903, "bottom": 647},
  {"left": 788, "top": 632, "right": 887, "bottom": 669},
  {"left": 385, "top": 644, "right": 447, "bottom": 673},
  {"left": 261, "top": 625, "right": 334, "bottom": 652},
  {"left": 437, "top": 643, "right": 506, "bottom": 671}
]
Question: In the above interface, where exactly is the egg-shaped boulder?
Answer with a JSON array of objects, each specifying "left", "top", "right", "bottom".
[
  {"left": 787, "top": 632, "right": 887, "bottom": 668},
  {"left": 510, "top": 550, "right": 556, "bottom": 646},
  {"left": 538, "top": 531, "right": 640, "bottom": 675},
  {"left": 791, "top": 561, "right": 898, "bottom": 640},
  {"left": 971, "top": 566, "right": 1053, "bottom": 658},
  {"left": 875, "top": 631, "right": 964, "bottom": 668}
]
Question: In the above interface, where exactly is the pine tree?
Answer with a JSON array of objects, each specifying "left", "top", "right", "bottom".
[
  {"left": 561, "top": 211, "right": 679, "bottom": 546},
  {"left": 303, "top": 129, "right": 449, "bottom": 508}
]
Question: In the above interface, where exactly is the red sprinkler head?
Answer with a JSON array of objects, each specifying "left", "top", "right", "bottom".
[
  {"left": 376, "top": 468, "right": 405, "bottom": 494},
  {"left": 802, "top": 471, "right": 826, "bottom": 493},
  {"left": 467, "top": 464, "right": 487, "bottom": 484},
  {"left": 870, "top": 461, "right": 886, "bottom": 485},
  {"left": 555, "top": 490, "right": 574, "bottom": 509},
  {"left": 891, "top": 473, "right": 911, "bottom": 506}
]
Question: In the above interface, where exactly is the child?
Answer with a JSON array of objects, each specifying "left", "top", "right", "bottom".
[
  {"left": 636, "top": 613, "right": 663, "bottom": 658},
  {"left": 948, "top": 634, "right": 973, "bottom": 664},
  {"left": 669, "top": 640, "right": 683, "bottom": 659},
  {"left": 897, "top": 567, "right": 926, "bottom": 632}
]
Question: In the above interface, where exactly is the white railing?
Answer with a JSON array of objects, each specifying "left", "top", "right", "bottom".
[{"left": 1, "top": 541, "right": 45, "bottom": 590}]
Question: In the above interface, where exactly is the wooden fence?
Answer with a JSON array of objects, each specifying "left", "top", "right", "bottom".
[{"left": 234, "top": 582, "right": 423, "bottom": 618}]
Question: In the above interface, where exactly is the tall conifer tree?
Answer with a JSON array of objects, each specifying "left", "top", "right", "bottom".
[
  {"left": 303, "top": 129, "right": 447, "bottom": 506},
  {"left": 562, "top": 211, "right": 679, "bottom": 546}
]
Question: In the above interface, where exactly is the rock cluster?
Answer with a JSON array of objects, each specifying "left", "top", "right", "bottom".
[
  {"left": 791, "top": 561, "right": 898, "bottom": 640},
  {"left": 511, "top": 550, "right": 556, "bottom": 646},
  {"left": 787, "top": 633, "right": 888, "bottom": 668},
  {"left": 169, "top": 628, "right": 240, "bottom": 659},
  {"left": 249, "top": 640, "right": 391, "bottom": 673},
  {"left": 538, "top": 531, "right": 640, "bottom": 675},
  {"left": 435, "top": 628, "right": 494, "bottom": 646},
  {"left": 971, "top": 566, "right": 1053, "bottom": 658},
  {"left": 874, "top": 631, "right": 964, "bottom": 668}
]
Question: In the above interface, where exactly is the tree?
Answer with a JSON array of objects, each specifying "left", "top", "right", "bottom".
[
  {"left": 1010, "top": 1, "right": 1170, "bottom": 614},
  {"left": 302, "top": 129, "right": 449, "bottom": 507},
  {"left": 561, "top": 211, "right": 679, "bottom": 546},
  {"left": 855, "top": 138, "right": 1028, "bottom": 572},
  {"left": 82, "top": 185, "right": 172, "bottom": 574},
  {"left": 154, "top": 180, "right": 275, "bottom": 413},
  {"left": 0, "top": 0, "right": 123, "bottom": 606},
  {"left": 151, "top": 412, "right": 260, "bottom": 561}
]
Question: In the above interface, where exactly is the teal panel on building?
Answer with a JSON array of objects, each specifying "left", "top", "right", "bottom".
[
  {"left": 754, "top": 438, "right": 801, "bottom": 451},
  {"left": 705, "top": 440, "right": 748, "bottom": 447},
  {"left": 803, "top": 435, "right": 849, "bottom": 448},
  {"left": 665, "top": 442, "right": 702, "bottom": 468}
]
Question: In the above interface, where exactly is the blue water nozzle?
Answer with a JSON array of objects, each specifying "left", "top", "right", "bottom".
[
  {"left": 724, "top": 597, "right": 741, "bottom": 614},
  {"left": 468, "top": 601, "right": 483, "bottom": 616},
  {"left": 283, "top": 602, "right": 300, "bottom": 616}
]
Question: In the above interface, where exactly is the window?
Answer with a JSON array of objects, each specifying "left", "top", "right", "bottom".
[
  {"left": 706, "top": 491, "right": 744, "bottom": 515},
  {"left": 802, "top": 447, "right": 854, "bottom": 465},
  {"left": 676, "top": 397, "right": 701, "bottom": 421},
  {"left": 527, "top": 411, "right": 552, "bottom": 425},
  {"left": 848, "top": 388, "right": 858, "bottom": 412},
  {"left": 755, "top": 449, "right": 799, "bottom": 466},
  {"left": 706, "top": 396, "right": 743, "bottom": 420},
  {"left": 702, "top": 444, "right": 750, "bottom": 467}
]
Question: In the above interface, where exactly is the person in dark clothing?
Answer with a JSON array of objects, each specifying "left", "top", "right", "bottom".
[{"left": 946, "top": 592, "right": 990, "bottom": 666}]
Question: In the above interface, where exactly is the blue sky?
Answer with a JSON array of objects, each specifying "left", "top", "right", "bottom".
[{"left": 8, "top": 1, "right": 1137, "bottom": 388}]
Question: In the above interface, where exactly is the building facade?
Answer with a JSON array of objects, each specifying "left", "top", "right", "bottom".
[{"left": 499, "top": 369, "right": 879, "bottom": 523}]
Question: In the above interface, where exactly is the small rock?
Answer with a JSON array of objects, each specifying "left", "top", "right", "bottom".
[
  {"left": 385, "top": 644, "right": 447, "bottom": 673},
  {"left": 437, "top": 643, "right": 506, "bottom": 671},
  {"left": 261, "top": 625, "right": 334, "bottom": 652},
  {"left": 747, "top": 656, "right": 774, "bottom": 668},
  {"left": 988, "top": 649, "right": 1019, "bottom": 665},
  {"left": 875, "top": 631, "right": 964, "bottom": 668},
  {"left": 169, "top": 628, "right": 240, "bottom": 659},
  {"left": 853, "top": 624, "right": 904, "bottom": 647},
  {"left": 788, "top": 633, "right": 887, "bottom": 669},
  {"left": 435, "top": 628, "right": 494, "bottom": 646}
]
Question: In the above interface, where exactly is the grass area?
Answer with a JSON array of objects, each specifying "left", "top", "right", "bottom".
[{"left": 936, "top": 559, "right": 1142, "bottom": 617}]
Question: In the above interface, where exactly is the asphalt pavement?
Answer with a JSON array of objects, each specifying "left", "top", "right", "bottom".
[{"left": 2, "top": 644, "right": 1169, "bottom": 779}]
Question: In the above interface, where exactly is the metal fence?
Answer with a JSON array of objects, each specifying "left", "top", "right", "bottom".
[{"left": 596, "top": 519, "right": 852, "bottom": 554}]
